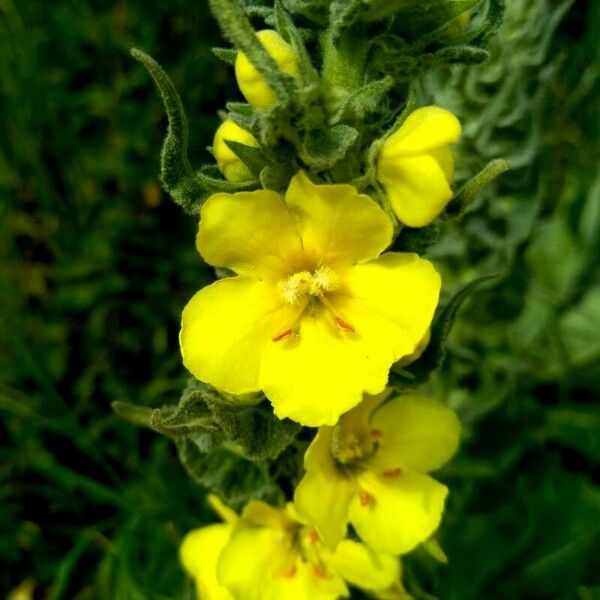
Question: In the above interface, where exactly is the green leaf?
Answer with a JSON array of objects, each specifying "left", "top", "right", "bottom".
[
  {"left": 300, "top": 124, "right": 359, "bottom": 169},
  {"left": 545, "top": 406, "right": 600, "bottom": 462},
  {"left": 559, "top": 286, "right": 600, "bottom": 369},
  {"left": 112, "top": 399, "right": 219, "bottom": 438},
  {"left": 197, "top": 165, "right": 259, "bottom": 191},
  {"left": 183, "top": 379, "right": 300, "bottom": 461},
  {"left": 212, "top": 47, "right": 237, "bottom": 65},
  {"left": 130, "top": 48, "right": 206, "bottom": 214},
  {"left": 226, "top": 102, "right": 259, "bottom": 133},
  {"left": 331, "top": 76, "right": 394, "bottom": 123},
  {"left": 274, "top": 1, "right": 319, "bottom": 85},
  {"left": 224, "top": 140, "right": 269, "bottom": 177},
  {"left": 393, "top": 274, "right": 499, "bottom": 384},
  {"left": 433, "top": 45, "right": 489, "bottom": 64},
  {"left": 203, "top": 395, "right": 300, "bottom": 461},
  {"left": 525, "top": 218, "right": 581, "bottom": 300},
  {"left": 392, "top": 222, "right": 441, "bottom": 254},
  {"left": 579, "top": 587, "right": 600, "bottom": 600},
  {"left": 176, "top": 441, "right": 283, "bottom": 508},
  {"left": 259, "top": 164, "right": 294, "bottom": 191},
  {"left": 446, "top": 158, "right": 510, "bottom": 217},
  {"left": 111, "top": 401, "right": 156, "bottom": 429}
]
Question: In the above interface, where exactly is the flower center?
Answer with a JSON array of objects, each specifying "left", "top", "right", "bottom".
[
  {"left": 334, "top": 428, "right": 382, "bottom": 466},
  {"left": 278, "top": 266, "right": 340, "bottom": 306}
]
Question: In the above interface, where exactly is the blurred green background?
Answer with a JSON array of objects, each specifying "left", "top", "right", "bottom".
[{"left": 0, "top": 1, "right": 598, "bottom": 599}]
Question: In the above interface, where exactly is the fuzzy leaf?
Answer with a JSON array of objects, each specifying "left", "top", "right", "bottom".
[
  {"left": 115, "top": 377, "right": 299, "bottom": 464},
  {"left": 204, "top": 395, "right": 301, "bottom": 461},
  {"left": 224, "top": 140, "right": 269, "bottom": 177},
  {"left": 434, "top": 45, "right": 490, "bottom": 64},
  {"left": 468, "top": 0, "right": 507, "bottom": 48},
  {"left": 332, "top": 76, "right": 394, "bottom": 123},
  {"left": 300, "top": 124, "right": 359, "bottom": 169},
  {"left": 176, "top": 441, "right": 282, "bottom": 508},
  {"left": 111, "top": 402, "right": 156, "bottom": 429},
  {"left": 363, "top": 0, "right": 479, "bottom": 25},
  {"left": 329, "top": 0, "right": 364, "bottom": 30},
  {"left": 274, "top": 1, "right": 319, "bottom": 85},
  {"left": 212, "top": 47, "right": 237, "bottom": 65},
  {"left": 392, "top": 223, "right": 441, "bottom": 254},
  {"left": 260, "top": 164, "right": 294, "bottom": 191},
  {"left": 281, "top": 0, "right": 329, "bottom": 25},
  {"left": 112, "top": 399, "right": 219, "bottom": 438},
  {"left": 447, "top": 158, "right": 510, "bottom": 217},
  {"left": 130, "top": 48, "right": 206, "bottom": 214},
  {"left": 226, "top": 102, "right": 259, "bottom": 136},
  {"left": 197, "top": 165, "right": 259, "bottom": 191}
]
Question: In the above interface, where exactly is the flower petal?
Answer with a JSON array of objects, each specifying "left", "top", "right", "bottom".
[
  {"left": 379, "top": 153, "right": 454, "bottom": 227},
  {"left": 260, "top": 311, "right": 391, "bottom": 426},
  {"left": 197, "top": 189, "right": 303, "bottom": 279},
  {"left": 216, "top": 523, "right": 285, "bottom": 600},
  {"left": 264, "top": 561, "right": 348, "bottom": 600},
  {"left": 285, "top": 171, "right": 393, "bottom": 266},
  {"left": 349, "top": 470, "right": 448, "bottom": 555},
  {"left": 325, "top": 539, "right": 400, "bottom": 592},
  {"left": 369, "top": 395, "right": 461, "bottom": 474},
  {"left": 217, "top": 522, "right": 347, "bottom": 600},
  {"left": 180, "top": 524, "right": 234, "bottom": 600},
  {"left": 180, "top": 277, "right": 301, "bottom": 394},
  {"left": 380, "top": 106, "right": 461, "bottom": 158},
  {"left": 294, "top": 428, "right": 354, "bottom": 549},
  {"left": 332, "top": 253, "right": 441, "bottom": 364}
]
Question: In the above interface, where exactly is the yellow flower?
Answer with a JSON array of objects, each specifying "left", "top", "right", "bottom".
[
  {"left": 213, "top": 118, "right": 259, "bottom": 182},
  {"left": 6, "top": 580, "right": 36, "bottom": 600},
  {"left": 235, "top": 30, "right": 300, "bottom": 108},
  {"left": 294, "top": 392, "right": 460, "bottom": 555},
  {"left": 180, "top": 172, "right": 441, "bottom": 426},
  {"left": 182, "top": 496, "right": 401, "bottom": 600},
  {"left": 180, "top": 495, "right": 238, "bottom": 600},
  {"left": 377, "top": 106, "right": 461, "bottom": 228}
]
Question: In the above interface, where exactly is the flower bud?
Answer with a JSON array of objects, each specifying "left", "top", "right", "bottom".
[
  {"left": 377, "top": 106, "right": 461, "bottom": 228},
  {"left": 234, "top": 30, "right": 300, "bottom": 108},
  {"left": 213, "top": 118, "right": 259, "bottom": 182}
]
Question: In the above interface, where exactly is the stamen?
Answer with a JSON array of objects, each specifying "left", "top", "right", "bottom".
[
  {"left": 278, "top": 267, "right": 340, "bottom": 305},
  {"left": 313, "top": 566, "right": 330, "bottom": 579},
  {"left": 280, "top": 565, "right": 297, "bottom": 578},
  {"left": 307, "top": 531, "right": 319, "bottom": 543},
  {"left": 359, "top": 491, "right": 375, "bottom": 507},
  {"left": 334, "top": 316, "right": 355, "bottom": 332},
  {"left": 311, "top": 266, "right": 339, "bottom": 294},
  {"left": 272, "top": 329, "right": 293, "bottom": 342},
  {"left": 382, "top": 467, "right": 402, "bottom": 478},
  {"left": 371, "top": 429, "right": 384, "bottom": 439}
]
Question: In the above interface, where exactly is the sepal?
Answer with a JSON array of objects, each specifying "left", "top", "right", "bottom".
[
  {"left": 446, "top": 158, "right": 509, "bottom": 218},
  {"left": 131, "top": 48, "right": 206, "bottom": 214},
  {"left": 300, "top": 124, "right": 359, "bottom": 169},
  {"left": 212, "top": 47, "right": 237, "bottom": 65},
  {"left": 197, "top": 165, "right": 259, "bottom": 191},
  {"left": 223, "top": 140, "right": 270, "bottom": 178}
]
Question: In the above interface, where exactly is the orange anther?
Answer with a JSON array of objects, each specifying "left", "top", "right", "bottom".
[
  {"left": 359, "top": 491, "right": 374, "bottom": 507},
  {"left": 272, "top": 329, "right": 293, "bottom": 342},
  {"left": 370, "top": 429, "right": 383, "bottom": 439},
  {"left": 313, "top": 566, "right": 330, "bottom": 579},
  {"left": 382, "top": 467, "right": 402, "bottom": 478},
  {"left": 280, "top": 565, "right": 297, "bottom": 578},
  {"left": 334, "top": 316, "right": 355, "bottom": 332},
  {"left": 307, "top": 531, "right": 319, "bottom": 543}
]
